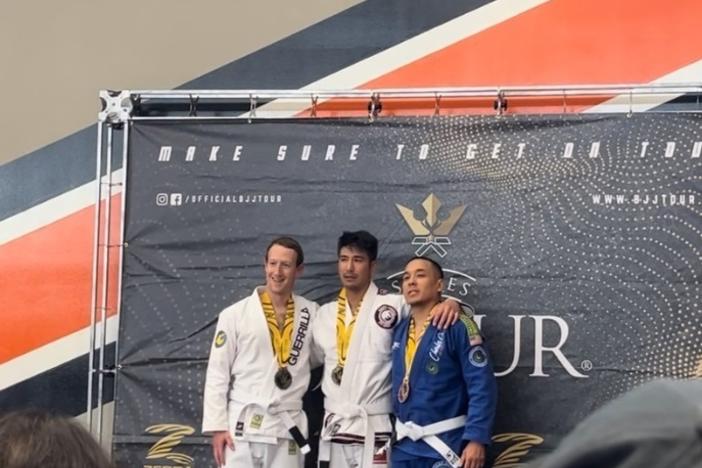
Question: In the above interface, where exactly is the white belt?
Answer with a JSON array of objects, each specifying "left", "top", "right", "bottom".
[
  {"left": 233, "top": 397, "right": 310, "bottom": 454},
  {"left": 319, "top": 399, "right": 392, "bottom": 468},
  {"left": 395, "top": 415, "right": 466, "bottom": 468}
]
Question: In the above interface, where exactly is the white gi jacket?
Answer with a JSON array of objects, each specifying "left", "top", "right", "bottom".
[
  {"left": 202, "top": 287, "right": 318, "bottom": 444},
  {"left": 312, "top": 283, "right": 405, "bottom": 443}
]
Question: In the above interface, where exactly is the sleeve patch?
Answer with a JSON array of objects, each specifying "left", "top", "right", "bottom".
[
  {"left": 460, "top": 303, "right": 475, "bottom": 318},
  {"left": 375, "top": 304, "right": 399, "bottom": 329},
  {"left": 214, "top": 330, "right": 227, "bottom": 348},
  {"left": 469, "top": 346, "right": 488, "bottom": 367},
  {"left": 459, "top": 314, "right": 483, "bottom": 345}
]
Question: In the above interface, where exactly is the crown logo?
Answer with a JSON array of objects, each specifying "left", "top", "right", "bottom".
[{"left": 396, "top": 193, "right": 466, "bottom": 257}]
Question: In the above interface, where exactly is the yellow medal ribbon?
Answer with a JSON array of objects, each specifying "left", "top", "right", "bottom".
[
  {"left": 260, "top": 290, "right": 295, "bottom": 368},
  {"left": 335, "top": 288, "right": 362, "bottom": 369},
  {"left": 402, "top": 313, "right": 433, "bottom": 382}
]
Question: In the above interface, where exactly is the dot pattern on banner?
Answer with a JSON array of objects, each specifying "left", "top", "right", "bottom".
[
  {"left": 117, "top": 116, "right": 702, "bottom": 432},
  {"left": 374, "top": 114, "right": 701, "bottom": 400}
]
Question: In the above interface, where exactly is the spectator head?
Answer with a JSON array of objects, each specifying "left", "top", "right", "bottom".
[{"left": 0, "top": 409, "right": 114, "bottom": 468}]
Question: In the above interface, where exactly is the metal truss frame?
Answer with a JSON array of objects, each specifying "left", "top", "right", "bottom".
[{"left": 87, "top": 82, "right": 702, "bottom": 446}]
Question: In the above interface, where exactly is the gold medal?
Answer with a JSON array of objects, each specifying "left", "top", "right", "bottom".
[
  {"left": 331, "top": 365, "right": 344, "bottom": 385},
  {"left": 260, "top": 290, "right": 296, "bottom": 390},
  {"left": 399, "top": 314, "right": 432, "bottom": 404},
  {"left": 334, "top": 288, "right": 361, "bottom": 386},
  {"left": 397, "top": 377, "right": 410, "bottom": 403},
  {"left": 274, "top": 367, "right": 293, "bottom": 389}
]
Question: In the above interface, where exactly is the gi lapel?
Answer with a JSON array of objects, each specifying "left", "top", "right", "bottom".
[
  {"left": 287, "top": 294, "right": 312, "bottom": 372},
  {"left": 339, "top": 283, "right": 378, "bottom": 396},
  {"left": 409, "top": 324, "right": 438, "bottom": 392},
  {"left": 251, "top": 287, "right": 281, "bottom": 392}
]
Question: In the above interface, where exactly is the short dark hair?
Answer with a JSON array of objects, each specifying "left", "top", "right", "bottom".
[
  {"left": 337, "top": 231, "right": 378, "bottom": 261},
  {"left": 406, "top": 256, "right": 444, "bottom": 278},
  {"left": 0, "top": 409, "right": 114, "bottom": 468},
  {"left": 266, "top": 236, "right": 304, "bottom": 266}
]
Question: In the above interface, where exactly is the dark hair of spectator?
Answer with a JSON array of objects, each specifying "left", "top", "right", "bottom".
[
  {"left": 0, "top": 408, "right": 114, "bottom": 468},
  {"left": 337, "top": 230, "right": 378, "bottom": 261}
]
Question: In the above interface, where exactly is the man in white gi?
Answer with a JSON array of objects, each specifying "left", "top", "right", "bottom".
[
  {"left": 312, "top": 231, "right": 461, "bottom": 468},
  {"left": 202, "top": 236, "right": 318, "bottom": 468}
]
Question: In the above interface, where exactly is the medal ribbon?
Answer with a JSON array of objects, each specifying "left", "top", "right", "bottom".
[
  {"left": 260, "top": 290, "right": 295, "bottom": 368},
  {"left": 335, "top": 288, "right": 362, "bottom": 369},
  {"left": 403, "top": 313, "right": 433, "bottom": 382}
]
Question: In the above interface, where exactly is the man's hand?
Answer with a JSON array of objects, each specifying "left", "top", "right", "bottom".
[
  {"left": 460, "top": 441, "right": 485, "bottom": 468},
  {"left": 431, "top": 298, "right": 461, "bottom": 329},
  {"left": 211, "top": 430, "right": 234, "bottom": 467}
]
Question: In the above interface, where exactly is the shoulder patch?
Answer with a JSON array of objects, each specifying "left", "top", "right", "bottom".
[
  {"left": 214, "top": 330, "right": 227, "bottom": 348},
  {"left": 460, "top": 303, "right": 475, "bottom": 318},
  {"left": 375, "top": 304, "right": 399, "bottom": 329},
  {"left": 459, "top": 314, "right": 483, "bottom": 346},
  {"left": 469, "top": 346, "right": 488, "bottom": 367}
]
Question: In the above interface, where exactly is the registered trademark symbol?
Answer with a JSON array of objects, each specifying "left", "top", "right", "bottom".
[{"left": 580, "top": 360, "right": 593, "bottom": 371}]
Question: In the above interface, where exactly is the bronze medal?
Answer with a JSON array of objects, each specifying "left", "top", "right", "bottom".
[
  {"left": 331, "top": 365, "right": 344, "bottom": 385},
  {"left": 397, "top": 378, "right": 410, "bottom": 403},
  {"left": 274, "top": 367, "right": 293, "bottom": 389}
]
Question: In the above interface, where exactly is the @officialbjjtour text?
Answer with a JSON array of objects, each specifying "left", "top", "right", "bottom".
[{"left": 155, "top": 193, "right": 283, "bottom": 206}]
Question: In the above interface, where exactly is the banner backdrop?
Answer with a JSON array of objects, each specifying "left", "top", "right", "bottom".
[{"left": 114, "top": 114, "right": 702, "bottom": 467}]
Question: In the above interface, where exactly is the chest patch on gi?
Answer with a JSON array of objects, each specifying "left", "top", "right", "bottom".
[
  {"left": 469, "top": 346, "right": 488, "bottom": 368},
  {"left": 374, "top": 304, "right": 399, "bottom": 329},
  {"left": 214, "top": 331, "right": 227, "bottom": 348},
  {"left": 428, "top": 331, "right": 446, "bottom": 362},
  {"left": 425, "top": 360, "right": 439, "bottom": 374}
]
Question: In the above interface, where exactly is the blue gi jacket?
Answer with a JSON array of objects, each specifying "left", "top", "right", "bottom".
[{"left": 391, "top": 312, "right": 497, "bottom": 460}]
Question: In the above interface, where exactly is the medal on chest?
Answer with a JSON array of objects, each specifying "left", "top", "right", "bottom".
[
  {"left": 398, "top": 314, "right": 432, "bottom": 403},
  {"left": 260, "top": 291, "right": 296, "bottom": 390},
  {"left": 333, "top": 288, "right": 362, "bottom": 385}
]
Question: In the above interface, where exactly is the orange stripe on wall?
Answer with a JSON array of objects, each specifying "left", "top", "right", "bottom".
[
  {"left": 365, "top": 0, "right": 702, "bottom": 88},
  {"left": 303, "top": 0, "right": 702, "bottom": 117},
  {"left": 0, "top": 196, "right": 121, "bottom": 364}
]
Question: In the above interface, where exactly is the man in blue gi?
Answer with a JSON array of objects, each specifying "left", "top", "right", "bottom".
[{"left": 391, "top": 256, "right": 497, "bottom": 468}]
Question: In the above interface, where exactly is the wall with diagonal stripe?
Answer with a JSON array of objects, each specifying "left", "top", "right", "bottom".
[{"left": 1, "top": 0, "right": 700, "bottom": 460}]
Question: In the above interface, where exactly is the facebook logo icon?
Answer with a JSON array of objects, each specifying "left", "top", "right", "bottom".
[{"left": 170, "top": 193, "right": 183, "bottom": 206}]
